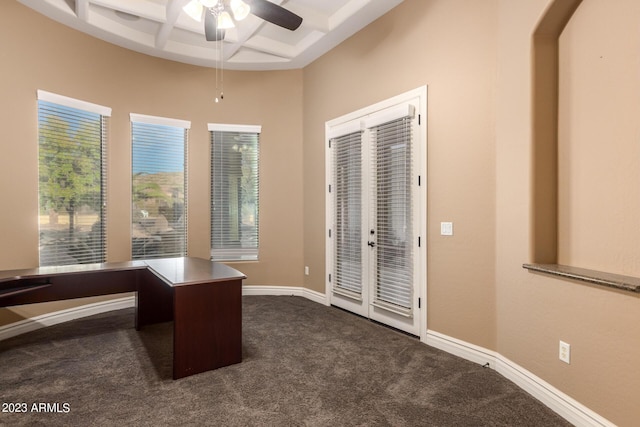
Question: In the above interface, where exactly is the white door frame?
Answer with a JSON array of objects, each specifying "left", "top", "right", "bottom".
[{"left": 325, "top": 86, "right": 427, "bottom": 341}]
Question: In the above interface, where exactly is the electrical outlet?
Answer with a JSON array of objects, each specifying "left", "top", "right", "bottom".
[
  {"left": 559, "top": 340, "right": 571, "bottom": 364},
  {"left": 304, "top": 266, "right": 309, "bottom": 276}
]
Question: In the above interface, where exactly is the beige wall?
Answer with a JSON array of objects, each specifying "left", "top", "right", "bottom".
[
  {"left": 1, "top": 0, "right": 639, "bottom": 425},
  {"left": 558, "top": 0, "right": 640, "bottom": 277},
  {"left": 0, "top": 1, "right": 304, "bottom": 324}
]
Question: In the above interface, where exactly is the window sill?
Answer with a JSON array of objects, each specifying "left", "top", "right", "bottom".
[{"left": 523, "top": 263, "right": 640, "bottom": 294}]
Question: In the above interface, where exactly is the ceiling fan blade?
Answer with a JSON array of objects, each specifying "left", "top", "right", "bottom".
[
  {"left": 204, "top": 9, "right": 226, "bottom": 41},
  {"left": 248, "top": 0, "right": 303, "bottom": 31}
]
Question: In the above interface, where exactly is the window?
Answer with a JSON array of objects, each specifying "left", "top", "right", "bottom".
[
  {"left": 37, "top": 90, "right": 110, "bottom": 266},
  {"left": 368, "top": 113, "right": 414, "bottom": 311},
  {"left": 131, "top": 114, "right": 189, "bottom": 259},
  {"left": 209, "top": 124, "right": 260, "bottom": 261},
  {"left": 333, "top": 129, "right": 363, "bottom": 297}
]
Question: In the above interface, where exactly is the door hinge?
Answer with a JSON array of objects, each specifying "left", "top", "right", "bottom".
[
  {"left": 418, "top": 114, "right": 421, "bottom": 125},
  {"left": 418, "top": 297, "right": 421, "bottom": 308},
  {"left": 328, "top": 184, "right": 332, "bottom": 193},
  {"left": 418, "top": 236, "right": 421, "bottom": 247},
  {"left": 329, "top": 140, "right": 332, "bottom": 148},
  {"left": 328, "top": 273, "right": 332, "bottom": 283},
  {"left": 329, "top": 229, "right": 332, "bottom": 238},
  {"left": 418, "top": 175, "right": 421, "bottom": 186}
]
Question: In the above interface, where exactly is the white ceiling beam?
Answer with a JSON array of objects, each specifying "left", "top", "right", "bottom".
[
  {"left": 91, "top": 0, "right": 166, "bottom": 22},
  {"left": 156, "top": 0, "right": 192, "bottom": 49},
  {"left": 221, "top": 17, "right": 266, "bottom": 61},
  {"left": 75, "top": 0, "right": 90, "bottom": 21},
  {"left": 329, "top": 0, "right": 372, "bottom": 30},
  {"left": 243, "top": 35, "right": 295, "bottom": 59}
]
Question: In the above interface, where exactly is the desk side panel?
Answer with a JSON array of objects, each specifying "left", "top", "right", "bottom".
[
  {"left": 135, "top": 269, "right": 174, "bottom": 329},
  {"left": 173, "top": 279, "right": 242, "bottom": 379}
]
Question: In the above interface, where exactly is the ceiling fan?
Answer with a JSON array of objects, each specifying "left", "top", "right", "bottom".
[{"left": 183, "top": 0, "right": 303, "bottom": 42}]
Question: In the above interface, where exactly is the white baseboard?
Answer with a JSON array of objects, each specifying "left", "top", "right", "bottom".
[
  {"left": 242, "top": 285, "right": 327, "bottom": 305},
  {"left": 0, "top": 296, "right": 135, "bottom": 342},
  {"left": 424, "top": 329, "right": 498, "bottom": 367},
  {"left": 426, "top": 330, "right": 615, "bottom": 427}
]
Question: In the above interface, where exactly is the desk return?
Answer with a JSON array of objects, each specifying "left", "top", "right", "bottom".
[{"left": 0, "top": 257, "right": 246, "bottom": 379}]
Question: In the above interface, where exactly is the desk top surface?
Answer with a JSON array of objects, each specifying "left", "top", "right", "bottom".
[
  {"left": 145, "top": 257, "right": 246, "bottom": 287},
  {"left": 0, "top": 257, "right": 246, "bottom": 287}
]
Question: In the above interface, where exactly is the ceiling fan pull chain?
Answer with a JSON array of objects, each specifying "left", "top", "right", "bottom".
[
  {"left": 215, "top": 36, "right": 224, "bottom": 103},
  {"left": 220, "top": 37, "right": 224, "bottom": 101}
]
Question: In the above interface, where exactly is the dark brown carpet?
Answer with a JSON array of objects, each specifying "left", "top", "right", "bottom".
[{"left": 0, "top": 296, "right": 571, "bottom": 426}]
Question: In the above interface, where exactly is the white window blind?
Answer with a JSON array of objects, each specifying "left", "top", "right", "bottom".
[
  {"left": 370, "top": 115, "right": 414, "bottom": 312},
  {"left": 210, "top": 124, "right": 260, "bottom": 261},
  {"left": 131, "top": 114, "right": 189, "bottom": 260},
  {"left": 332, "top": 130, "right": 364, "bottom": 298},
  {"left": 37, "top": 91, "right": 110, "bottom": 266}
]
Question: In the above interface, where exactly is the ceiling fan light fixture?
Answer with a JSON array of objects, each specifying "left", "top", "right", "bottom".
[
  {"left": 182, "top": 1, "right": 204, "bottom": 22},
  {"left": 217, "top": 11, "right": 235, "bottom": 29},
  {"left": 230, "top": 0, "right": 250, "bottom": 21}
]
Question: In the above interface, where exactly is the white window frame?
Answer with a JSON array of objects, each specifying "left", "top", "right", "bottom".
[{"left": 36, "top": 90, "right": 111, "bottom": 266}]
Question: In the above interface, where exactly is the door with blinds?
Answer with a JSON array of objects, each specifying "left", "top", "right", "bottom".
[{"left": 327, "top": 89, "right": 426, "bottom": 337}]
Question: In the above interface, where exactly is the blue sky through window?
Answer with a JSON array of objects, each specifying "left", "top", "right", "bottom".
[
  {"left": 132, "top": 122, "right": 185, "bottom": 174},
  {"left": 38, "top": 100, "right": 101, "bottom": 132}
]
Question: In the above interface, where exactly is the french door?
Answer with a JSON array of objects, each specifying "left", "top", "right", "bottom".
[{"left": 326, "top": 89, "right": 426, "bottom": 337}]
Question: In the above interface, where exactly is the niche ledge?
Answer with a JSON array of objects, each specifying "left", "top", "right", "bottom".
[{"left": 523, "top": 263, "right": 640, "bottom": 294}]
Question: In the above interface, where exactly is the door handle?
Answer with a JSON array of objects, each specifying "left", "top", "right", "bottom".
[{"left": 367, "top": 241, "right": 376, "bottom": 247}]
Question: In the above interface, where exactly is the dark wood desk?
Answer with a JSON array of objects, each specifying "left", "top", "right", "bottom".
[{"left": 0, "top": 257, "right": 246, "bottom": 379}]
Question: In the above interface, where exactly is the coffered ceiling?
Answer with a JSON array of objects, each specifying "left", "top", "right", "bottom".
[{"left": 18, "top": 0, "right": 404, "bottom": 70}]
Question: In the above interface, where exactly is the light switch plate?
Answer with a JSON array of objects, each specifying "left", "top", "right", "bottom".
[
  {"left": 440, "top": 222, "right": 453, "bottom": 236},
  {"left": 559, "top": 340, "right": 571, "bottom": 364}
]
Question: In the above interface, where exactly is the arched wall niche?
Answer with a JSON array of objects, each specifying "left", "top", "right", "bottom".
[
  {"left": 530, "top": 0, "right": 583, "bottom": 264},
  {"left": 529, "top": 0, "right": 640, "bottom": 288}
]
